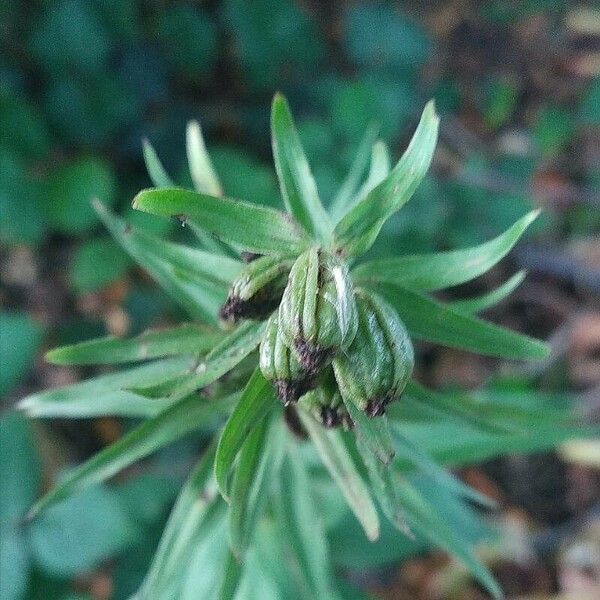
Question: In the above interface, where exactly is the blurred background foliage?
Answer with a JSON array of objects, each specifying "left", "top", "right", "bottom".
[{"left": 1, "top": 1, "right": 599, "bottom": 599}]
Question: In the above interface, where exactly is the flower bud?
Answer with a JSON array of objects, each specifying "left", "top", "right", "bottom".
[
  {"left": 278, "top": 248, "right": 358, "bottom": 373},
  {"left": 333, "top": 289, "right": 414, "bottom": 417},
  {"left": 300, "top": 386, "right": 352, "bottom": 430},
  {"left": 259, "top": 313, "right": 317, "bottom": 405},
  {"left": 220, "top": 255, "right": 294, "bottom": 322}
]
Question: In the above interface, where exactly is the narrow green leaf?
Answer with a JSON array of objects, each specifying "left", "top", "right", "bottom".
[
  {"left": 391, "top": 383, "right": 580, "bottom": 472},
  {"left": 178, "top": 506, "right": 230, "bottom": 600},
  {"left": 372, "top": 282, "right": 549, "bottom": 359},
  {"left": 391, "top": 428, "right": 495, "bottom": 508},
  {"left": 353, "top": 211, "right": 539, "bottom": 290},
  {"left": 275, "top": 441, "right": 337, "bottom": 598},
  {"left": 127, "top": 376, "right": 192, "bottom": 399},
  {"left": 329, "top": 123, "right": 379, "bottom": 222},
  {"left": 94, "top": 200, "right": 225, "bottom": 323},
  {"left": 132, "top": 231, "right": 243, "bottom": 286},
  {"left": 18, "top": 356, "right": 194, "bottom": 418},
  {"left": 443, "top": 385, "right": 574, "bottom": 430},
  {"left": 155, "top": 504, "right": 228, "bottom": 600},
  {"left": 46, "top": 324, "right": 223, "bottom": 365},
  {"left": 341, "top": 395, "right": 395, "bottom": 465},
  {"left": 186, "top": 120, "right": 223, "bottom": 197},
  {"left": 396, "top": 481, "right": 502, "bottom": 599},
  {"left": 229, "top": 412, "right": 285, "bottom": 556},
  {"left": 298, "top": 410, "right": 380, "bottom": 542},
  {"left": 132, "top": 188, "right": 310, "bottom": 255},
  {"left": 228, "top": 418, "right": 270, "bottom": 553},
  {"left": 215, "top": 368, "right": 278, "bottom": 501},
  {"left": 167, "top": 321, "right": 266, "bottom": 403},
  {"left": 20, "top": 390, "right": 176, "bottom": 419},
  {"left": 334, "top": 101, "right": 439, "bottom": 256},
  {"left": 249, "top": 518, "right": 310, "bottom": 600},
  {"left": 142, "top": 139, "right": 175, "bottom": 188},
  {"left": 233, "top": 547, "right": 285, "bottom": 600},
  {"left": 355, "top": 437, "right": 411, "bottom": 536},
  {"left": 218, "top": 549, "right": 243, "bottom": 600},
  {"left": 28, "top": 392, "right": 238, "bottom": 519},
  {"left": 271, "top": 93, "right": 333, "bottom": 243},
  {"left": 449, "top": 271, "right": 526, "bottom": 314},
  {"left": 398, "top": 415, "right": 597, "bottom": 469},
  {"left": 142, "top": 135, "right": 233, "bottom": 256},
  {"left": 393, "top": 380, "right": 523, "bottom": 435},
  {"left": 187, "top": 220, "right": 237, "bottom": 256},
  {"left": 136, "top": 443, "right": 218, "bottom": 599},
  {"left": 345, "top": 140, "right": 392, "bottom": 220}
]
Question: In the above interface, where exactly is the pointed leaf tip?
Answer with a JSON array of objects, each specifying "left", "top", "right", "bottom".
[
  {"left": 271, "top": 92, "right": 333, "bottom": 242},
  {"left": 354, "top": 209, "right": 541, "bottom": 292},
  {"left": 91, "top": 197, "right": 103, "bottom": 213},
  {"left": 142, "top": 139, "right": 175, "bottom": 188},
  {"left": 334, "top": 100, "right": 440, "bottom": 256},
  {"left": 186, "top": 120, "right": 223, "bottom": 196},
  {"left": 527, "top": 208, "right": 541, "bottom": 223},
  {"left": 132, "top": 188, "right": 309, "bottom": 254},
  {"left": 372, "top": 282, "right": 551, "bottom": 360},
  {"left": 425, "top": 98, "right": 438, "bottom": 115}
]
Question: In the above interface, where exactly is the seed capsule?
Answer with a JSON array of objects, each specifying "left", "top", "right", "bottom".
[
  {"left": 259, "top": 314, "right": 316, "bottom": 405},
  {"left": 220, "top": 255, "right": 294, "bottom": 322},
  {"left": 278, "top": 247, "right": 358, "bottom": 373},
  {"left": 333, "top": 289, "right": 414, "bottom": 417}
]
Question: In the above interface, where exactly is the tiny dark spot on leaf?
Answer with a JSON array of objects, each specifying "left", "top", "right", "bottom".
[
  {"left": 241, "top": 252, "right": 262, "bottom": 263},
  {"left": 174, "top": 214, "right": 187, "bottom": 227}
]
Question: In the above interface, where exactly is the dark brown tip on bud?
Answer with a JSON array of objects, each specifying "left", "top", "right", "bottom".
[
  {"left": 284, "top": 405, "right": 308, "bottom": 439},
  {"left": 365, "top": 398, "right": 387, "bottom": 417},
  {"left": 219, "top": 295, "right": 242, "bottom": 322},
  {"left": 294, "top": 338, "right": 333, "bottom": 374},
  {"left": 341, "top": 413, "right": 354, "bottom": 431},
  {"left": 275, "top": 377, "right": 314, "bottom": 406},
  {"left": 320, "top": 406, "right": 341, "bottom": 428},
  {"left": 219, "top": 293, "right": 281, "bottom": 323},
  {"left": 275, "top": 380, "right": 301, "bottom": 406}
]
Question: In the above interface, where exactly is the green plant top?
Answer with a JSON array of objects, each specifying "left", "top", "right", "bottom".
[{"left": 20, "top": 94, "right": 563, "bottom": 600}]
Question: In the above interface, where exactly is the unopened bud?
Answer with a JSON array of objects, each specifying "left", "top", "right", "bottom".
[
  {"left": 259, "top": 313, "right": 317, "bottom": 405},
  {"left": 300, "top": 385, "right": 352, "bottom": 430},
  {"left": 220, "top": 255, "right": 294, "bottom": 322},
  {"left": 333, "top": 289, "right": 413, "bottom": 417},
  {"left": 279, "top": 247, "right": 358, "bottom": 373}
]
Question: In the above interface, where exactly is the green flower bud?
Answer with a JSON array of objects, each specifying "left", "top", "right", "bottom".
[
  {"left": 278, "top": 247, "right": 358, "bottom": 373},
  {"left": 259, "top": 314, "right": 317, "bottom": 405},
  {"left": 333, "top": 289, "right": 414, "bottom": 417},
  {"left": 220, "top": 255, "right": 294, "bottom": 322},
  {"left": 300, "top": 385, "right": 353, "bottom": 430}
]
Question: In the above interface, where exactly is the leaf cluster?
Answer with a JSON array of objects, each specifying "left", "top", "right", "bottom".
[{"left": 18, "top": 95, "right": 586, "bottom": 600}]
